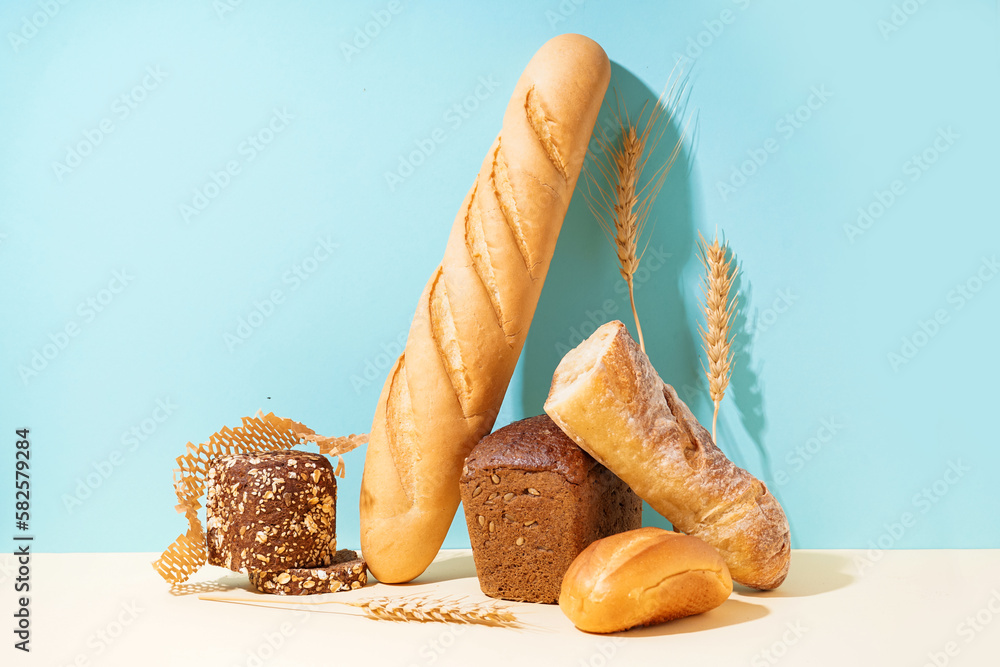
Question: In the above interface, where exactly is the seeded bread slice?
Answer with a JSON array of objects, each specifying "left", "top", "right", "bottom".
[{"left": 249, "top": 549, "right": 367, "bottom": 595}]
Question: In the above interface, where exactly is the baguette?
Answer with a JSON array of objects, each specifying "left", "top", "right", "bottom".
[
  {"left": 544, "top": 321, "right": 790, "bottom": 590},
  {"left": 559, "top": 527, "right": 732, "bottom": 633},
  {"left": 360, "top": 35, "right": 611, "bottom": 583}
]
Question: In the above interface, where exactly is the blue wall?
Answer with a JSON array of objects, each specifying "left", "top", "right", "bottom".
[{"left": 2, "top": 0, "right": 998, "bottom": 553}]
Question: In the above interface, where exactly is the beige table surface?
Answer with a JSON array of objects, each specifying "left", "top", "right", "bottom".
[{"left": 5, "top": 549, "right": 1000, "bottom": 666}]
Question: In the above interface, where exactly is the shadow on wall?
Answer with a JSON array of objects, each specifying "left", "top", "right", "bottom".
[
  {"left": 520, "top": 62, "right": 697, "bottom": 531},
  {"left": 520, "top": 62, "right": 773, "bottom": 531},
  {"left": 726, "top": 271, "right": 793, "bottom": 541},
  {"left": 728, "top": 272, "right": 772, "bottom": 484}
]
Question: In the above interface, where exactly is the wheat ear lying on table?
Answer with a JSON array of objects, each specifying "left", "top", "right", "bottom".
[
  {"left": 698, "top": 232, "right": 738, "bottom": 444},
  {"left": 349, "top": 595, "right": 519, "bottom": 627},
  {"left": 200, "top": 593, "right": 521, "bottom": 628},
  {"left": 585, "top": 69, "right": 689, "bottom": 353}
]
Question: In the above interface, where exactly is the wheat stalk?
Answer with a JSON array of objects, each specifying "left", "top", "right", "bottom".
[
  {"left": 348, "top": 595, "right": 519, "bottom": 627},
  {"left": 586, "top": 67, "right": 691, "bottom": 354},
  {"left": 200, "top": 593, "right": 521, "bottom": 628},
  {"left": 697, "top": 232, "right": 738, "bottom": 444}
]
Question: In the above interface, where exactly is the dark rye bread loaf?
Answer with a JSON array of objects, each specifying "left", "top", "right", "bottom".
[
  {"left": 459, "top": 415, "right": 641, "bottom": 603},
  {"left": 206, "top": 450, "right": 337, "bottom": 573}
]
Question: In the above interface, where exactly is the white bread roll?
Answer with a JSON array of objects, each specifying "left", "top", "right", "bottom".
[
  {"left": 545, "top": 321, "right": 791, "bottom": 590},
  {"left": 560, "top": 527, "right": 733, "bottom": 633},
  {"left": 360, "top": 35, "right": 611, "bottom": 583}
]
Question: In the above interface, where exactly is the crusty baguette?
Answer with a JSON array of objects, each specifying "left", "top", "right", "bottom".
[
  {"left": 559, "top": 527, "right": 732, "bottom": 633},
  {"left": 544, "top": 321, "right": 790, "bottom": 590},
  {"left": 360, "top": 35, "right": 611, "bottom": 584}
]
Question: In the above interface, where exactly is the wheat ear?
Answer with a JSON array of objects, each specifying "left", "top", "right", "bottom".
[
  {"left": 586, "top": 68, "right": 691, "bottom": 354},
  {"left": 200, "top": 593, "right": 520, "bottom": 628},
  {"left": 697, "top": 232, "right": 738, "bottom": 444},
  {"left": 347, "top": 595, "right": 519, "bottom": 627}
]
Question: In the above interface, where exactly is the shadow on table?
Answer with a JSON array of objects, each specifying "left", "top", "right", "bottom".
[
  {"left": 169, "top": 573, "right": 250, "bottom": 596},
  {"left": 618, "top": 598, "right": 769, "bottom": 638},
  {"left": 738, "top": 552, "right": 855, "bottom": 598},
  {"left": 403, "top": 552, "right": 477, "bottom": 586}
]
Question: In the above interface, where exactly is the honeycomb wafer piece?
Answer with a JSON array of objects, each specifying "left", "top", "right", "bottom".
[
  {"left": 260, "top": 412, "right": 368, "bottom": 457},
  {"left": 152, "top": 526, "right": 206, "bottom": 585},
  {"left": 249, "top": 549, "right": 368, "bottom": 595}
]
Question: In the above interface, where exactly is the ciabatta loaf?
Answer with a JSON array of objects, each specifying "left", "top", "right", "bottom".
[
  {"left": 360, "top": 35, "right": 611, "bottom": 583},
  {"left": 544, "top": 321, "right": 790, "bottom": 590}
]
